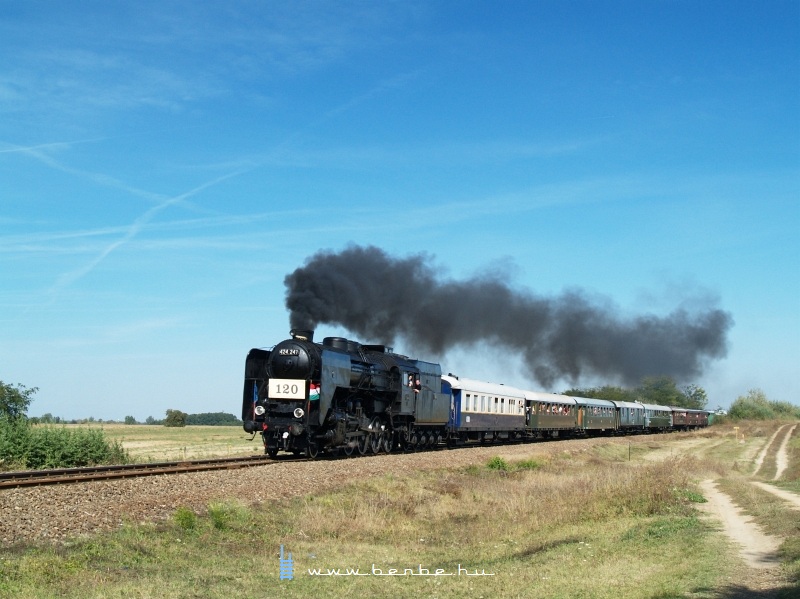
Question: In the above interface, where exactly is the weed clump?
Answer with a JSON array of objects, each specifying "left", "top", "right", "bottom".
[
  {"left": 173, "top": 507, "right": 197, "bottom": 531},
  {"left": 486, "top": 456, "right": 509, "bottom": 471}
]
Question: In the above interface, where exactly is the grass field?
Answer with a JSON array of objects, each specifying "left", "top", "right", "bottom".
[
  {"left": 2, "top": 421, "right": 798, "bottom": 599},
  {"left": 57, "top": 423, "right": 259, "bottom": 461}
]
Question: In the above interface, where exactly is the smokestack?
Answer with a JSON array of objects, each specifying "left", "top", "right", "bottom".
[
  {"left": 290, "top": 329, "right": 314, "bottom": 342},
  {"left": 284, "top": 245, "right": 733, "bottom": 387}
]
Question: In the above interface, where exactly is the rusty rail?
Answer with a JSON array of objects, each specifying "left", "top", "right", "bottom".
[{"left": 0, "top": 455, "right": 275, "bottom": 489}]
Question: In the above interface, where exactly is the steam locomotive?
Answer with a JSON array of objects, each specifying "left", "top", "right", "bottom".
[{"left": 242, "top": 330, "right": 710, "bottom": 458}]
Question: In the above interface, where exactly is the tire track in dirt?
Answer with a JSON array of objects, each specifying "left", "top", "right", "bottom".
[
  {"left": 753, "top": 423, "right": 791, "bottom": 476},
  {"left": 750, "top": 481, "right": 800, "bottom": 510},
  {"left": 773, "top": 423, "right": 797, "bottom": 480}
]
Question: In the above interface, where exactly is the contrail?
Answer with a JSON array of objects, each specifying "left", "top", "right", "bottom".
[
  {"left": 284, "top": 244, "right": 733, "bottom": 387},
  {"left": 48, "top": 169, "right": 247, "bottom": 295}
]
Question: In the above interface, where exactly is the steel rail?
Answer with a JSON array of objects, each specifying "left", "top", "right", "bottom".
[{"left": 0, "top": 455, "right": 275, "bottom": 489}]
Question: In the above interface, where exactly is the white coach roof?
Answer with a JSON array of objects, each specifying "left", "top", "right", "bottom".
[{"left": 442, "top": 375, "right": 527, "bottom": 398}]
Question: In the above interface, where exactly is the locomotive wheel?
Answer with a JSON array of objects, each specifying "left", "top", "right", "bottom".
[
  {"left": 306, "top": 443, "right": 319, "bottom": 459},
  {"left": 267, "top": 447, "right": 278, "bottom": 458},
  {"left": 369, "top": 433, "right": 381, "bottom": 454},
  {"left": 382, "top": 433, "right": 393, "bottom": 453},
  {"left": 357, "top": 435, "right": 369, "bottom": 455},
  {"left": 343, "top": 443, "right": 355, "bottom": 457}
]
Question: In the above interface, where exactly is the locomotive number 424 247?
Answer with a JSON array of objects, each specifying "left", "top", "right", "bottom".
[{"left": 268, "top": 379, "right": 306, "bottom": 400}]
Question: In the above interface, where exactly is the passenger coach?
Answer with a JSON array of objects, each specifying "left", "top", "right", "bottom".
[
  {"left": 574, "top": 397, "right": 616, "bottom": 434},
  {"left": 444, "top": 375, "right": 527, "bottom": 442},
  {"left": 524, "top": 390, "right": 578, "bottom": 437}
]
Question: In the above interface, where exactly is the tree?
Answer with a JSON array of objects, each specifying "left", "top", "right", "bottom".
[
  {"left": 681, "top": 384, "right": 708, "bottom": 410},
  {"left": 124, "top": 415, "right": 137, "bottom": 425},
  {"left": 637, "top": 376, "right": 683, "bottom": 406},
  {"left": 164, "top": 409, "right": 188, "bottom": 427},
  {"left": 0, "top": 381, "right": 37, "bottom": 420}
]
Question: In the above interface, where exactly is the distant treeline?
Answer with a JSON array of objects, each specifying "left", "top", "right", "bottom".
[
  {"left": 155, "top": 411, "right": 242, "bottom": 427},
  {"left": 185, "top": 412, "right": 241, "bottom": 426},
  {"left": 563, "top": 375, "right": 708, "bottom": 409},
  {"left": 29, "top": 412, "right": 243, "bottom": 427}
]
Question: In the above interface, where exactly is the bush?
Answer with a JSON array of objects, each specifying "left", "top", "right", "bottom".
[
  {"left": 729, "top": 389, "right": 800, "bottom": 420},
  {"left": 0, "top": 421, "right": 129, "bottom": 470},
  {"left": 174, "top": 507, "right": 197, "bottom": 531},
  {"left": 0, "top": 417, "right": 32, "bottom": 469}
]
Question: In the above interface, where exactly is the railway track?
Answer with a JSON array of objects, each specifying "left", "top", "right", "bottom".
[{"left": 0, "top": 455, "right": 274, "bottom": 489}]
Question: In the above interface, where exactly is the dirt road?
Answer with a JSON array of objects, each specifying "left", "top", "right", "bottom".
[{"left": 698, "top": 479, "right": 781, "bottom": 569}]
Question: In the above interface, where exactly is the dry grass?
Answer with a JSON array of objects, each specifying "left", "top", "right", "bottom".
[{"left": 58, "top": 423, "right": 256, "bottom": 461}]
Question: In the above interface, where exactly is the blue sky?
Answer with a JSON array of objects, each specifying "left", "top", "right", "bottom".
[{"left": 1, "top": 1, "right": 798, "bottom": 420}]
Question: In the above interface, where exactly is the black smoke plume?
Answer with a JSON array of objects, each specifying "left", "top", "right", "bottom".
[{"left": 284, "top": 245, "right": 733, "bottom": 387}]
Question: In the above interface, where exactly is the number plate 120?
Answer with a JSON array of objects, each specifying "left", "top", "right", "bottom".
[{"left": 268, "top": 379, "right": 306, "bottom": 400}]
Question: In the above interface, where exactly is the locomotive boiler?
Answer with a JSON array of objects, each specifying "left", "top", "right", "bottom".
[{"left": 242, "top": 329, "right": 450, "bottom": 458}]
